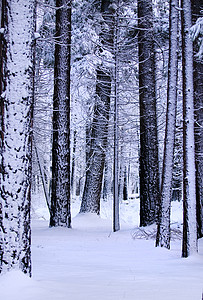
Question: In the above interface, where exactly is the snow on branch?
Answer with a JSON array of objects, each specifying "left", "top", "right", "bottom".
[
  {"left": 131, "top": 226, "right": 182, "bottom": 241},
  {"left": 190, "top": 17, "right": 203, "bottom": 59}
]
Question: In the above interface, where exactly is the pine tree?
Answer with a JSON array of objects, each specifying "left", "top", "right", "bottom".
[
  {"left": 156, "top": 0, "right": 178, "bottom": 249},
  {"left": 181, "top": 0, "right": 198, "bottom": 257},
  {"left": 80, "top": 0, "right": 115, "bottom": 214},
  {"left": 49, "top": 0, "right": 71, "bottom": 227},
  {"left": 138, "top": 0, "right": 160, "bottom": 226},
  {"left": 32, "top": 0, "right": 55, "bottom": 203},
  {"left": 113, "top": 3, "right": 120, "bottom": 231},
  {"left": 191, "top": 0, "right": 203, "bottom": 239},
  {"left": 0, "top": 0, "right": 36, "bottom": 275}
]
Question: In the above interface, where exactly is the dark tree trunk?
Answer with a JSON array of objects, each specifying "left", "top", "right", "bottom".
[
  {"left": 123, "top": 166, "right": 128, "bottom": 201},
  {"left": 80, "top": 69, "right": 111, "bottom": 214},
  {"left": 80, "top": 0, "right": 114, "bottom": 214},
  {"left": 71, "top": 130, "right": 77, "bottom": 192},
  {"left": 50, "top": 0, "right": 71, "bottom": 227},
  {"left": 191, "top": 0, "right": 203, "bottom": 239},
  {"left": 138, "top": 0, "right": 160, "bottom": 226}
]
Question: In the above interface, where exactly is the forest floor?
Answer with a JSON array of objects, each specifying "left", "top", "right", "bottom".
[{"left": 1, "top": 196, "right": 203, "bottom": 300}]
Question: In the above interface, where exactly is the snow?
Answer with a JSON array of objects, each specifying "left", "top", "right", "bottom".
[
  {"left": 1, "top": 197, "right": 203, "bottom": 300},
  {"left": 34, "top": 32, "right": 41, "bottom": 39}
]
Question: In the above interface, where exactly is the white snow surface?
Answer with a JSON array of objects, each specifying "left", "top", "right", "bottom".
[{"left": 1, "top": 198, "right": 203, "bottom": 300}]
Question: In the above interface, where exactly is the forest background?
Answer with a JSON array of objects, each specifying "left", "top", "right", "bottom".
[{"left": 0, "top": 0, "right": 202, "bottom": 283}]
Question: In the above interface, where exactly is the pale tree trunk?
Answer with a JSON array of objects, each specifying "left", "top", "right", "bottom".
[
  {"left": 138, "top": 0, "right": 160, "bottom": 226},
  {"left": 181, "top": 0, "right": 198, "bottom": 257},
  {"left": 80, "top": 0, "right": 114, "bottom": 215},
  {"left": 191, "top": 0, "right": 203, "bottom": 239},
  {"left": 0, "top": 0, "right": 5, "bottom": 272},
  {"left": 50, "top": 0, "right": 71, "bottom": 227},
  {"left": 113, "top": 6, "right": 120, "bottom": 231},
  {"left": 156, "top": 0, "right": 178, "bottom": 249},
  {"left": 0, "top": 0, "right": 36, "bottom": 275},
  {"left": 102, "top": 153, "right": 112, "bottom": 202},
  {"left": 118, "top": 144, "right": 124, "bottom": 203},
  {"left": 102, "top": 161, "right": 108, "bottom": 201}
]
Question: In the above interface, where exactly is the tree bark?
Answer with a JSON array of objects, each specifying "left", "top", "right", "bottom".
[
  {"left": 71, "top": 130, "right": 77, "bottom": 193},
  {"left": 181, "top": 0, "right": 198, "bottom": 257},
  {"left": 191, "top": 0, "right": 203, "bottom": 239},
  {"left": 113, "top": 6, "right": 120, "bottom": 231},
  {"left": 138, "top": 0, "right": 160, "bottom": 226},
  {"left": 156, "top": 0, "right": 178, "bottom": 249},
  {"left": 50, "top": 0, "right": 71, "bottom": 227},
  {"left": 0, "top": 0, "right": 36, "bottom": 275},
  {"left": 80, "top": 69, "right": 111, "bottom": 214},
  {"left": 80, "top": 0, "right": 114, "bottom": 214}
]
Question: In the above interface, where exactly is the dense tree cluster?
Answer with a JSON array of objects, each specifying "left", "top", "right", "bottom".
[{"left": 0, "top": 0, "right": 202, "bottom": 275}]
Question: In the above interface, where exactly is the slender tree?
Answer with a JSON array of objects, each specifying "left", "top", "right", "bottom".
[
  {"left": 156, "top": 0, "right": 178, "bottom": 249},
  {"left": 138, "top": 0, "right": 160, "bottom": 226},
  {"left": 71, "top": 130, "right": 77, "bottom": 192},
  {"left": 0, "top": 0, "right": 5, "bottom": 274},
  {"left": 113, "top": 2, "right": 120, "bottom": 231},
  {"left": 49, "top": 0, "right": 71, "bottom": 227},
  {"left": 191, "top": 0, "right": 203, "bottom": 239},
  {"left": 32, "top": 0, "right": 55, "bottom": 203},
  {"left": 181, "top": 0, "right": 198, "bottom": 257},
  {"left": 0, "top": 0, "right": 36, "bottom": 275},
  {"left": 80, "top": 0, "right": 115, "bottom": 215}
]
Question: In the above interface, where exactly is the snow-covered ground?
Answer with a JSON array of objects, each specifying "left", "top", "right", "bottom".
[{"left": 1, "top": 195, "right": 203, "bottom": 300}]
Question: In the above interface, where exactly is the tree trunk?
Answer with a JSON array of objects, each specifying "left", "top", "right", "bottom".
[
  {"left": 103, "top": 160, "right": 111, "bottom": 201},
  {"left": 50, "top": 0, "right": 71, "bottom": 227},
  {"left": 191, "top": 0, "right": 203, "bottom": 239},
  {"left": 80, "top": 70, "right": 111, "bottom": 214},
  {"left": 156, "top": 0, "right": 178, "bottom": 249},
  {"left": 0, "top": 0, "right": 5, "bottom": 274},
  {"left": 80, "top": 0, "right": 114, "bottom": 214},
  {"left": 138, "top": 0, "right": 160, "bottom": 226},
  {"left": 0, "top": 0, "right": 36, "bottom": 275},
  {"left": 113, "top": 6, "right": 120, "bottom": 231},
  {"left": 71, "top": 130, "right": 77, "bottom": 192},
  {"left": 181, "top": 0, "right": 198, "bottom": 257},
  {"left": 123, "top": 166, "right": 128, "bottom": 201}
]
